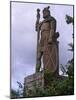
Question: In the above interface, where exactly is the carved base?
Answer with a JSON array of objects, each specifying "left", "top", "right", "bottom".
[
  {"left": 24, "top": 70, "right": 65, "bottom": 97},
  {"left": 24, "top": 71, "right": 44, "bottom": 97}
]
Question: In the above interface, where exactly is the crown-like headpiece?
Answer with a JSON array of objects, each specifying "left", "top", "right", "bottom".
[{"left": 43, "top": 6, "right": 50, "bottom": 12}]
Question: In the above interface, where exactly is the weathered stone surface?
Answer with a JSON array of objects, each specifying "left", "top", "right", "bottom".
[
  {"left": 43, "top": 41, "right": 59, "bottom": 74},
  {"left": 24, "top": 71, "right": 44, "bottom": 96},
  {"left": 35, "top": 6, "right": 59, "bottom": 73},
  {"left": 24, "top": 71, "right": 66, "bottom": 96}
]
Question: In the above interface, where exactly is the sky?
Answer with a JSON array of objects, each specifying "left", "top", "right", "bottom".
[{"left": 11, "top": 2, "right": 73, "bottom": 90}]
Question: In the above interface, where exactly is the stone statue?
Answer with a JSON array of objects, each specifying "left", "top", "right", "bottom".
[{"left": 35, "top": 6, "right": 59, "bottom": 74}]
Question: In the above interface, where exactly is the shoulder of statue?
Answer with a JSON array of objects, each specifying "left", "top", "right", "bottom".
[
  {"left": 41, "top": 16, "right": 56, "bottom": 23},
  {"left": 50, "top": 16, "right": 56, "bottom": 22}
]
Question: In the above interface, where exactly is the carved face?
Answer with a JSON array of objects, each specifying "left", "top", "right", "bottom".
[{"left": 43, "top": 10, "right": 50, "bottom": 19}]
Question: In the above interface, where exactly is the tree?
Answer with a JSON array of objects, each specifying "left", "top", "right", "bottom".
[
  {"left": 65, "top": 14, "right": 74, "bottom": 25},
  {"left": 11, "top": 89, "right": 19, "bottom": 99},
  {"left": 11, "top": 81, "right": 24, "bottom": 99}
]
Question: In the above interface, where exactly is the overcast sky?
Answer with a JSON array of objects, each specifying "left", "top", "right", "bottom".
[{"left": 11, "top": 2, "right": 73, "bottom": 90}]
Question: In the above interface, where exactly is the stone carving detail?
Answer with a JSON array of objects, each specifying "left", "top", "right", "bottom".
[{"left": 35, "top": 6, "right": 59, "bottom": 73}]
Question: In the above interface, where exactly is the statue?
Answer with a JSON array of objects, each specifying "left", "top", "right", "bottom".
[
  {"left": 24, "top": 7, "right": 60, "bottom": 96},
  {"left": 35, "top": 6, "right": 59, "bottom": 74}
]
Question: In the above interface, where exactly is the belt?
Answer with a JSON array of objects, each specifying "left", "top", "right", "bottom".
[{"left": 41, "top": 30, "right": 50, "bottom": 33}]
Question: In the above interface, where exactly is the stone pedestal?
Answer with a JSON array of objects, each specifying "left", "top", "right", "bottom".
[
  {"left": 24, "top": 71, "right": 44, "bottom": 96},
  {"left": 24, "top": 70, "right": 63, "bottom": 97}
]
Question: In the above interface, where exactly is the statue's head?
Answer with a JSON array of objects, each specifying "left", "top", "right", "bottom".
[{"left": 43, "top": 6, "right": 50, "bottom": 19}]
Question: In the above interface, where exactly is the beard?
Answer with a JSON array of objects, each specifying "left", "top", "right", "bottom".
[
  {"left": 43, "top": 14, "right": 50, "bottom": 19},
  {"left": 43, "top": 14, "right": 48, "bottom": 19}
]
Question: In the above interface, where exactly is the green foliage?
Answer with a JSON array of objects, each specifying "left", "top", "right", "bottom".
[
  {"left": 65, "top": 15, "right": 74, "bottom": 25},
  {"left": 44, "top": 69, "right": 54, "bottom": 82},
  {"left": 67, "top": 59, "right": 74, "bottom": 78},
  {"left": 11, "top": 89, "right": 19, "bottom": 99},
  {"left": 24, "top": 59, "right": 74, "bottom": 97},
  {"left": 25, "top": 66, "right": 73, "bottom": 97},
  {"left": 11, "top": 81, "right": 24, "bottom": 99},
  {"left": 60, "top": 64, "right": 67, "bottom": 75}
]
